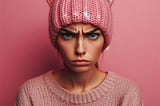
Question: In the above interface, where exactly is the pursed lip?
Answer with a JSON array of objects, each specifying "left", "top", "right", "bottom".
[{"left": 71, "top": 59, "right": 90, "bottom": 66}]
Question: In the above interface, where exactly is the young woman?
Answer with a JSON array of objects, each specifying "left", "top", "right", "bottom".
[{"left": 16, "top": 0, "right": 143, "bottom": 105}]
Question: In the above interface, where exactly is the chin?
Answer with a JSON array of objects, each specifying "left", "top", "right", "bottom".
[{"left": 66, "top": 65, "right": 93, "bottom": 73}]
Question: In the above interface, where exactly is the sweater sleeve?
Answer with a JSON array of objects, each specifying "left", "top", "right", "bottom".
[
  {"left": 16, "top": 82, "right": 33, "bottom": 106},
  {"left": 121, "top": 82, "right": 143, "bottom": 106}
]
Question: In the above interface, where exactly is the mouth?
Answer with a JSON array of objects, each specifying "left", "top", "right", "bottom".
[{"left": 71, "top": 59, "right": 90, "bottom": 66}]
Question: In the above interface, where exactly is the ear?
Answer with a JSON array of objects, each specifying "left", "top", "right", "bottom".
[
  {"left": 108, "top": 0, "right": 115, "bottom": 7},
  {"left": 46, "top": 0, "right": 54, "bottom": 7}
]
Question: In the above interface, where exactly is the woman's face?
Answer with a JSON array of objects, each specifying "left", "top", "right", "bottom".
[{"left": 56, "top": 23, "right": 104, "bottom": 72}]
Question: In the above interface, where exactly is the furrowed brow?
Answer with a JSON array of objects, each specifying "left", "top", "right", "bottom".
[
  {"left": 84, "top": 28, "right": 99, "bottom": 34},
  {"left": 60, "top": 28, "right": 100, "bottom": 35},
  {"left": 60, "top": 28, "right": 77, "bottom": 34}
]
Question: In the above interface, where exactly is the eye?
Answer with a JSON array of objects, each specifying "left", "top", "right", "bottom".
[
  {"left": 87, "top": 33, "right": 99, "bottom": 40},
  {"left": 61, "top": 33, "right": 73, "bottom": 40}
]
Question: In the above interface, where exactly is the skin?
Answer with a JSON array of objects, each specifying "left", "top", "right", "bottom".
[{"left": 52, "top": 23, "right": 108, "bottom": 93}]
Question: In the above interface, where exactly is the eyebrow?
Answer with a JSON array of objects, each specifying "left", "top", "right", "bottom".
[{"left": 60, "top": 28, "right": 99, "bottom": 34}]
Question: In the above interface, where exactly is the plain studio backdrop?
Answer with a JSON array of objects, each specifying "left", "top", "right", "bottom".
[{"left": 1, "top": 0, "right": 160, "bottom": 106}]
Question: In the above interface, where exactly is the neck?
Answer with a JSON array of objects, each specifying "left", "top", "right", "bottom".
[{"left": 58, "top": 66, "right": 107, "bottom": 93}]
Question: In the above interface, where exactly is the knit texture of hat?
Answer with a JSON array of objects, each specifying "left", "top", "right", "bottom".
[{"left": 48, "top": 0, "right": 114, "bottom": 49}]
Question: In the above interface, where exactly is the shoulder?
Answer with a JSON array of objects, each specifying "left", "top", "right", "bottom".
[
  {"left": 108, "top": 71, "right": 143, "bottom": 105},
  {"left": 108, "top": 71, "right": 140, "bottom": 90},
  {"left": 18, "top": 70, "right": 53, "bottom": 94},
  {"left": 107, "top": 71, "right": 142, "bottom": 97},
  {"left": 16, "top": 70, "right": 55, "bottom": 105}
]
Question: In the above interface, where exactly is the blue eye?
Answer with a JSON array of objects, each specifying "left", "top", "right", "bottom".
[
  {"left": 88, "top": 33, "right": 99, "bottom": 40},
  {"left": 61, "top": 33, "right": 73, "bottom": 40}
]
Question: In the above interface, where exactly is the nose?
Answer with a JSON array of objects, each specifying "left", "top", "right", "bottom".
[{"left": 75, "top": 37, "right": 86, "bottom": 55}]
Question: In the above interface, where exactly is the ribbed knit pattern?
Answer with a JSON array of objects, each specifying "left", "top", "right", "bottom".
[
  {"left": 16, "top": 70, "right": 143, "bottom": 106},
  {"left": 49, "top": 0, "right": 113, "bottom": 49}
]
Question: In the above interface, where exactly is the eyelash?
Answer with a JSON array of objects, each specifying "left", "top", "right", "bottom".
[
  {"left": 87, "top": 33, "right": 99, "bottom": 40},
  {"left": 61, "top": 33, "right": 75, "bottom": 40},
  {"left": 61, "top": 33, "right": 100, "bottom": 40}
]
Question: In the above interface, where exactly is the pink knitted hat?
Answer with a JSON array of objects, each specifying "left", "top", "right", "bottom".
[{"left": 47, "top": 0, "right": 114, "bottom": 49}]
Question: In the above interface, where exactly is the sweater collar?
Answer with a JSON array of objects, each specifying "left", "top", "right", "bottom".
[{"left": 43, "top": 70, "right": 116, "bottom": 104}]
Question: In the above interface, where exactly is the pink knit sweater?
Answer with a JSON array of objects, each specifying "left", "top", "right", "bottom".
[{"left": 16, "top": 70, "right": 143, "bottom": 106}]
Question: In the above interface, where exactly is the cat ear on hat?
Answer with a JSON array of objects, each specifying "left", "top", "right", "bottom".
[
  {"left": 108, "top": 0, "right": 115, "bottom": 7},
  {"left": 46, "top": 0, "right": 54, "bottom": 7}
]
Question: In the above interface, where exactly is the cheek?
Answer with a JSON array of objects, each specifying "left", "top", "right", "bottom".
[
  {"left": 94, "top": 44, "right": 103, "bottom": 56},
  {"left": 88, "top": 38, "right": 104, "bottom": 52},
  {"left": 57, "top": 40, "right": 75, "bottom": 59},
  {"left": 91, "top": 40, "right": 104, "bottom": 59},
  {"left": 87, "top": 42, "right": 103, "bottom": 60}
]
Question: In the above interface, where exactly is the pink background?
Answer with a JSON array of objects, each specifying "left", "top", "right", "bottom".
[{"left": 1, "top": 0, "right": 160, "bottom": 105}]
